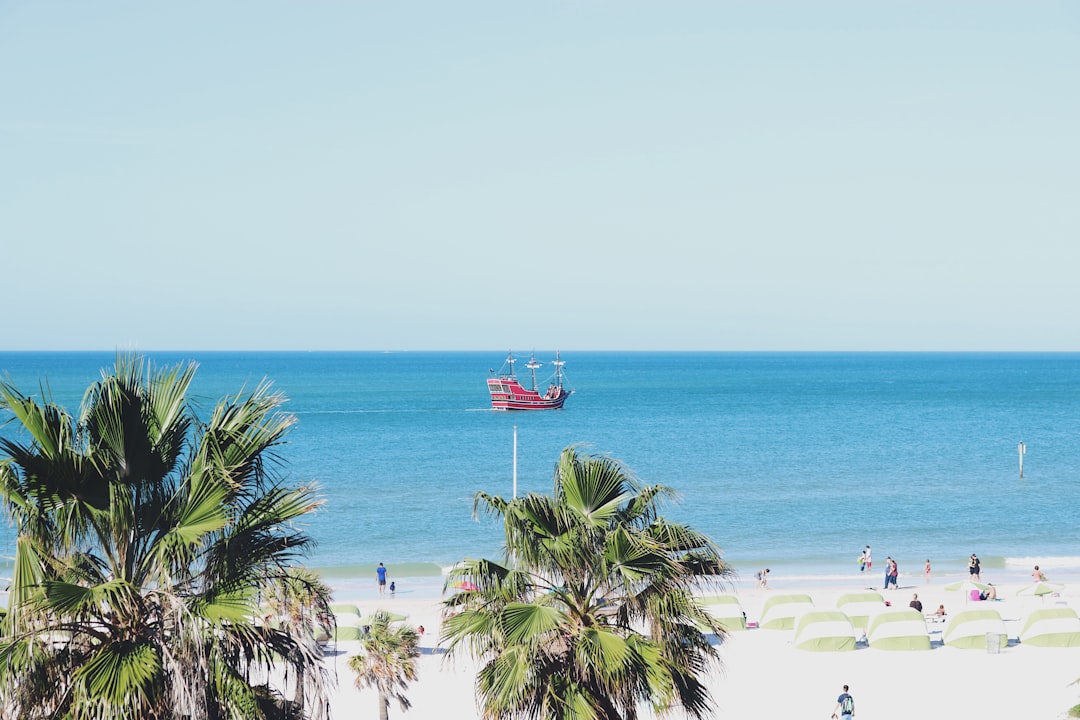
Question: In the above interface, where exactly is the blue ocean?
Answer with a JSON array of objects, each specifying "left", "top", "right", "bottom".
[{"left": 2, "top": 352, "right": 1079, "bottom": 593}]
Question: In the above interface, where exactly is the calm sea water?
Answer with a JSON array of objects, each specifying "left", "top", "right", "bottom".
[{"left": 2, "top": 352, "right": 1079, "bottom": 592}]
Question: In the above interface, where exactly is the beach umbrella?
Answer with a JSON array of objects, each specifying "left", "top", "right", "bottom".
[
  {"left": 1017, "top": 581, "right": 1064, "bottom": 598},
  {"left": 944, "top": 580, "right": 991, "bottom": 603},
  {"left": 944, "top": 580, "right": 990, "bottom": 592}
]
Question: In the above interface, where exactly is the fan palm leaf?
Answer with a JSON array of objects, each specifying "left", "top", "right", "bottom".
[
  {"left": 443, "top": 446, "right": 733, "bottom": 720},
  {"left": 0, "top": 353, "right": 332, "bottom": 720}
]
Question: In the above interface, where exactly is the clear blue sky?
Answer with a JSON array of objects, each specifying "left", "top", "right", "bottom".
[{"left": 2, "top": 2, "right": 1077, "bottom": 351}]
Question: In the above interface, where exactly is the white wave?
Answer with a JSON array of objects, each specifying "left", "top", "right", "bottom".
[{"left": 1005, "top": 555, "right": 1080, "bottom": 570}]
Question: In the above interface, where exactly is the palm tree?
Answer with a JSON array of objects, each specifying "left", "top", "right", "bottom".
[
  {"left": 441, "top": 446, "right": 733, "bottom": 720},
  {"left": 348, "top": 611, "right": 421, "bottom": 720},
  {"left": 263, "top": 567, "right": 336, "bottom": 715},
  {"left": 0, "top": 353, "right": 332, "bottom": 720}
]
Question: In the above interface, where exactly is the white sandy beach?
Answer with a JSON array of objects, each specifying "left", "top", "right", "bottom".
[{"left": 319, "top": 573, "right": 1080, "bottom": 719}]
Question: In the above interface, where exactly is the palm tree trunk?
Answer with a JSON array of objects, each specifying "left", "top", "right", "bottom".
[
  {"left": 379, "top": 691, "right": 390, "bottom": 720},
  {"left": 292, "top": 663, "right": 305, "bottom": 715}
]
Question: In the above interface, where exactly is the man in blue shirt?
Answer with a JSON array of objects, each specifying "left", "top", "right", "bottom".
[
  {"left": 832, "top": 684, "right": 854, "bottom": 719},
  {"left": 377, "top": 562, "right": 388, "bottom": 595}
]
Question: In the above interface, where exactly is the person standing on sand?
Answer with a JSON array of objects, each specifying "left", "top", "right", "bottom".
[
  {"left": 884, "top": 556, "right": 898, "bottom": 590},
  {"left": 864, "top": 545, "right": 872, "bottom": 572},
  {"left": 925, "top": 558, "right": 931, "bottom": 583},
  {"left": 755, "top": 568, "right": 770, "bottom": 589},
  {"left": 832, "top": 684, "right": 855, "bottom": 719},
  {"left": 376, "top": 562, "right": 388, "bottom": 595},
  {"left": 1033, "top": 565, "right": 1047, "bottom": 581},
  {"left": 969, "top": 553, "right": 981, "bottom": 582}
]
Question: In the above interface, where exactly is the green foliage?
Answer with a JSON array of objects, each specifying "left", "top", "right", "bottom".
[
  {"left": 0, "top": 354, "right": 331, "bottom": 720},
  {"left": 349, "top": 611, "right": 422, "bottom": 720},
  {"left": 442, "top": 446, "right": 733, "bottom": 720}
]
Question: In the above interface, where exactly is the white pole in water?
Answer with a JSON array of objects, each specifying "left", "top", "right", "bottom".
[
  {"left": 1018, "top": 441, "right": 1026, "bottom": 478},
  {"left": 513, "top": 425, "right": 518, "bottom": 499}
]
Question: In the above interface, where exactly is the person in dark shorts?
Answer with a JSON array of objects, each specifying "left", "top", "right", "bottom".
[{"left": 377, "top": 562, "right": 388, "bottom": 595}]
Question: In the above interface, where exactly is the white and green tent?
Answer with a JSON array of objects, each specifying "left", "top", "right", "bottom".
[
  {"left": 331, "top": 603, "right": 361, "bottom": 616},
  {"left": 1019, "top": 607, "right": 1080, "bottom": 647},
  {"left": 330, "top": 611, "right": 363, "bottom": 642},
  {"left": 793, "top": 610, "right": 857, "bottom": 652},
  {"left": 836, "top": 591, "right": 886, "bottom": 631},
  {"left": 866, "top": 608, "right": 931, "bottom": 651},
  {"left": 759, "top": 593, "right": 814, "bottom": 630},
  {"left": 700, "top": 595, "right": 747, "bottom": 631},
  {"left": 943, "top": 608, "right": 1008, "bottom": 650}
]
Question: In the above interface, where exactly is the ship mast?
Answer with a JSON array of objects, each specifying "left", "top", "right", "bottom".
[
  {"left": 551, "top": 350, "right": 565, "bottom": 390},
  {"left": 526, "top": 353, "right": 542, "bottom": 392}
]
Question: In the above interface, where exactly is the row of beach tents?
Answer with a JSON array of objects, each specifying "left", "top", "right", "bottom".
[{"left": 699, "top": 593, "right": 1080, "bottom": 651}]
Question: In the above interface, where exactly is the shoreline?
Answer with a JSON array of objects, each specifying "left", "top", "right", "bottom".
[{"left": 320, "top": 557, "right": 1080, "bottom": 606}]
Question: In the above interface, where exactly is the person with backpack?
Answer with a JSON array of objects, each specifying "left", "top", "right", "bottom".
[{"left": 832, "top": 684, "right": 855, "bottom": 719}]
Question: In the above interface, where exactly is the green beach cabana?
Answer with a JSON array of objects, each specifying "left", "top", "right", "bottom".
[
  {"left": 793, "top": 610, "right": 857, "bottom": 651},
  {"left": 357, "top": 611, "right": 409, "bottom": 626},
  {"left": 331, "top": 603, "right": 361, "bottom": 616},
  {"left": 759, "top": 593, "right": 814, "bottom": 630},
  {"left": 1019, "top": 608, "right": 1080, "bottom": 647},
  {"left": 866, "top": 608, "right": 931, "bottom": 651},
  {"left": 334, "top": 611, "right": 363, "bottom": 631},
  {"left": 836, "top": 591, "right": 886, "bottom": 631},
  {"left": 699, "top": 595, "right": 747, "bottom": 631},
  {"left": 332, "top": 625, "right": 365, "bottom": 642},
  {"left": 943, "top": 608, "right": 1008, "bottom": 650}
]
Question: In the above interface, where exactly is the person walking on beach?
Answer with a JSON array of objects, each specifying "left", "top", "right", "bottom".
[
  {"left": 831, "top": 684, "right": 855, "bottom": 719},
  {"left": 863, "top": 545, "right": 872, "bottom": 572},
  {"left": 925, "top": 558, "right": 931, "bottom": 583},
  {"left": 755, "top": 568, "right": 770, "bottom": 589},
  {"left": 376, "top": 562, "right": 388, "bottom": 595},
  {"left": 968, "top": 553, "right": 981, "bottom": 582},
  {"left": 883, "top": 556, "right": 897, "bottom": 590}
]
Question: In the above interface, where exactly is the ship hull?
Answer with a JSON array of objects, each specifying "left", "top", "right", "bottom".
[{"left": 487, "top": 377, "right": 571, "bottom": 411}]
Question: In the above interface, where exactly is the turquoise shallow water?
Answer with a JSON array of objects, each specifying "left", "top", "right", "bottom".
[{"left": 1, "top": 351, "right": 1078, "bottom": 589}]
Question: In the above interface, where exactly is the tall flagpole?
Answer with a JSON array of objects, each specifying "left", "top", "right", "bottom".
[{"left": 513, "top": 425, "right": 518, "bottom": 499}]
